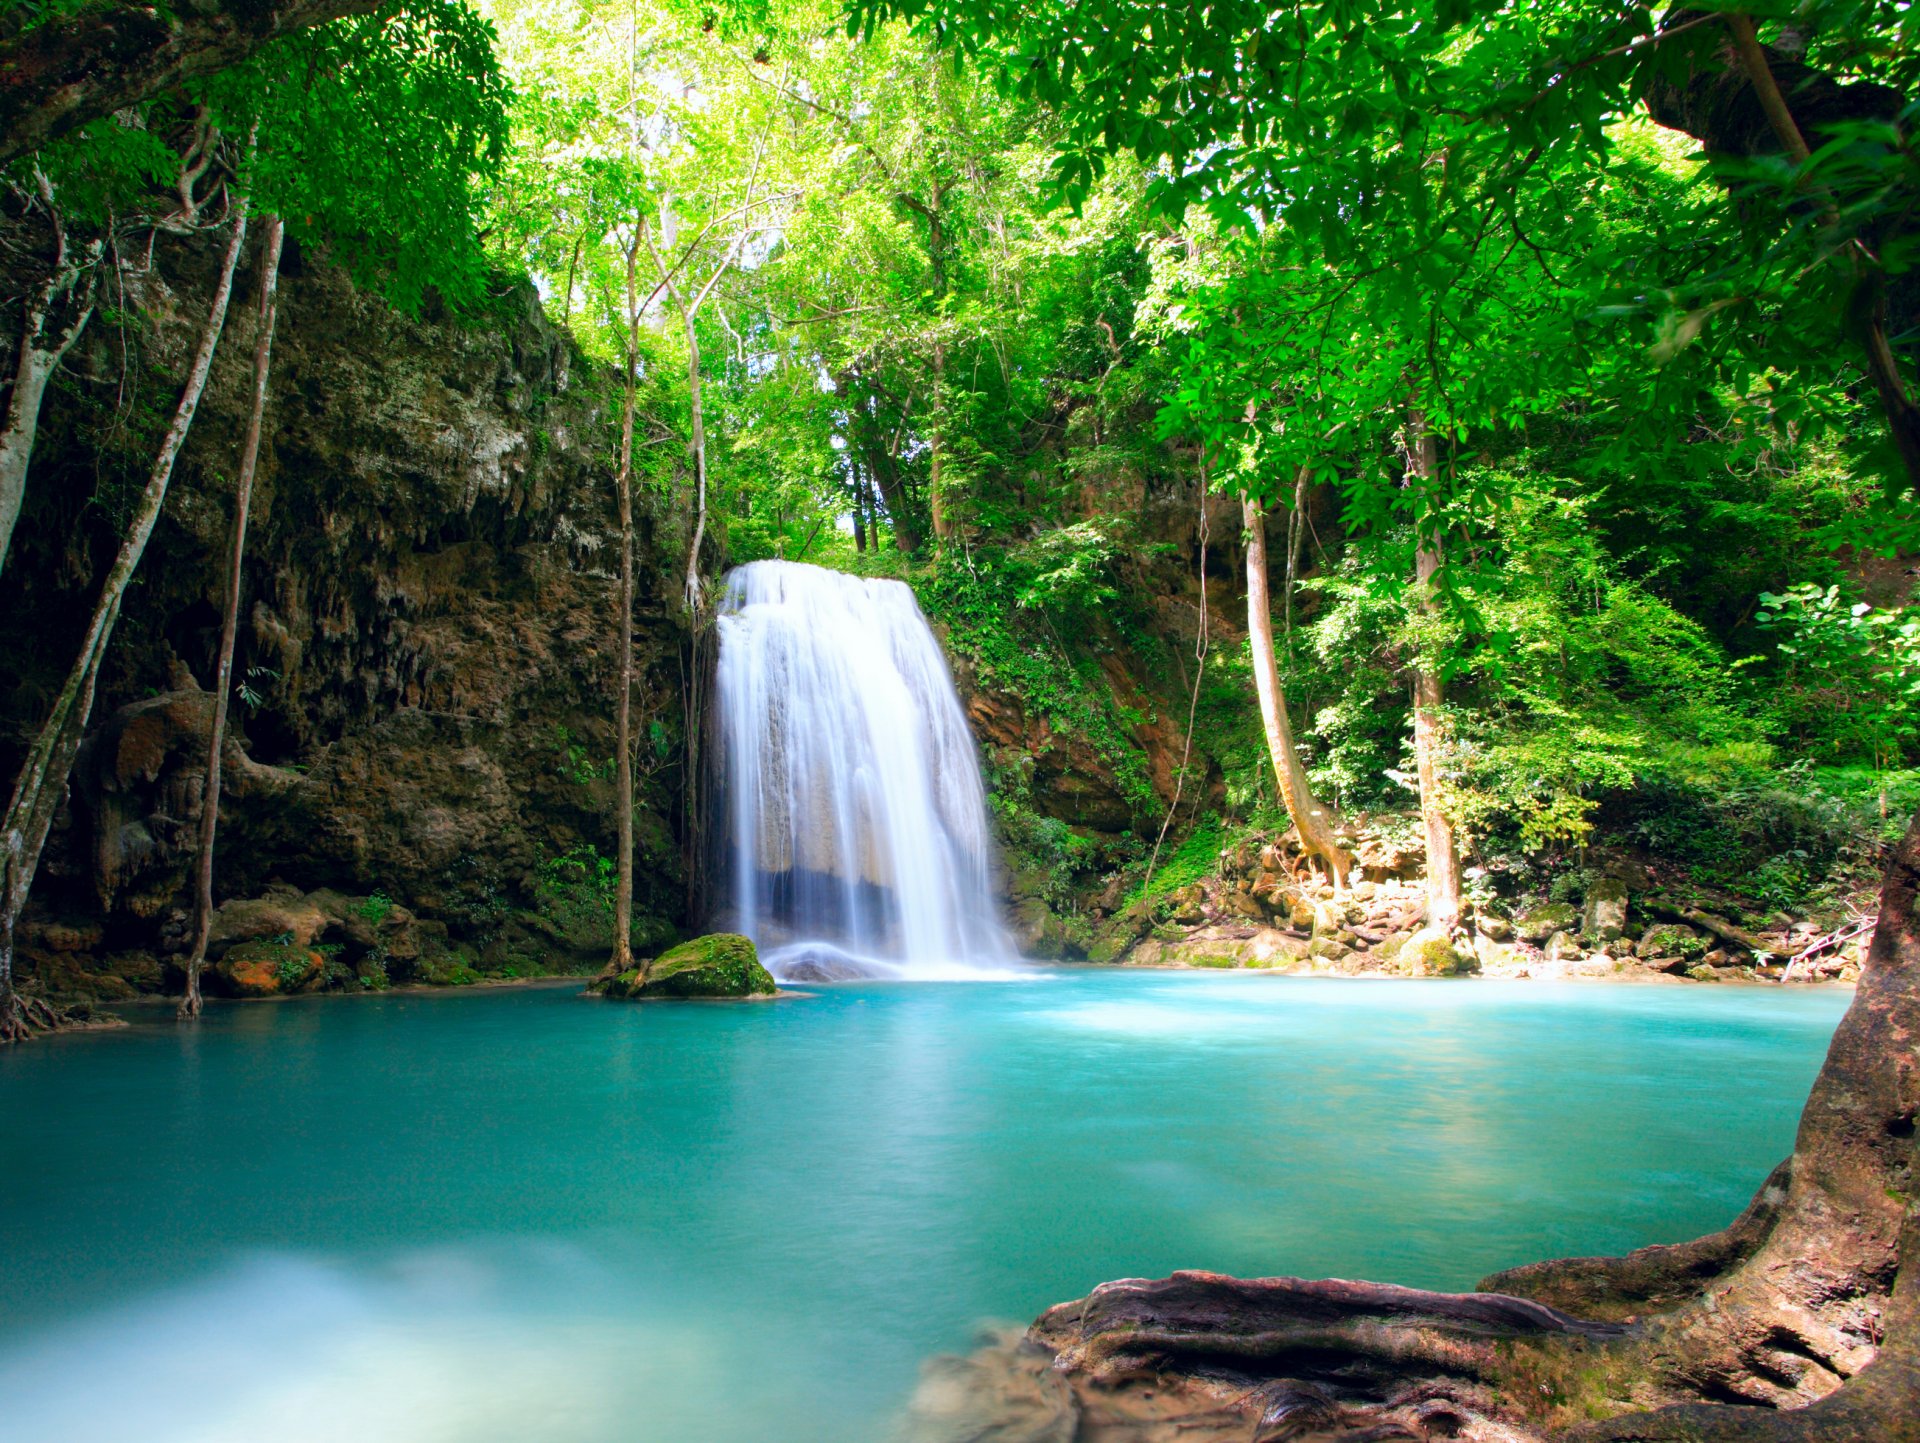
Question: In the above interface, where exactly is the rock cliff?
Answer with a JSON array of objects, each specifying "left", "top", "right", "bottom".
[{"left": 0, "top": 231, "right": 693, "bottom": 999}]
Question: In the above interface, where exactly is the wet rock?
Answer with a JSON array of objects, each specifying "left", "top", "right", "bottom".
[{"left": 599, "top": 933, "right": 775, "bottom": 999}]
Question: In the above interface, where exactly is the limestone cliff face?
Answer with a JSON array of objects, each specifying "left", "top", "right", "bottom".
[{"left": 0, "top": 231, "right": 692, "bottom": 997}]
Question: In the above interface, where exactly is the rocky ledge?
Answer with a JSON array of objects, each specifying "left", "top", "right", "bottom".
[{"left": 1085, "top": 827, "right": 1866, "bottom": 984}]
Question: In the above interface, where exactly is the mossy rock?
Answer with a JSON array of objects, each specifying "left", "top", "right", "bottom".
[
  {"left": 1639, "top": 923, "right": 1707, "bottom": 960},
  {"left": 1515, "top": 901, "right": 1578, "bottom": 943},
  {"left": 604, "top": 933, "right": 776, "bottom": 999},
  {"left": 217, "top": 938, "right": 324, "bottom": 997},
  {"left": 1404, "top": 931, "right": 1479, "bottom": 977}
]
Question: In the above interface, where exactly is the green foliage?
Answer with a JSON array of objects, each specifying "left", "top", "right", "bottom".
[
  {"left": 917, "top": 545, "right": 1158, "bottom": 814},
  {"left": 199, "top": 0, "right": 514, "bottom": 313},
  {"left": 551, "top": 725, "right": 614, "bottom": 784},
  {"left": 1125, "top": 814, "right": 1225, "bottom": 912},
  {"left": 1756, "top": 582, "right": 1920, "bottom": 768},
  {"left": 274, "top": 951, "right": 312, "bottom": 991},
  {"left": 353, "top": 891, "right": 394, "bottom": 927}
]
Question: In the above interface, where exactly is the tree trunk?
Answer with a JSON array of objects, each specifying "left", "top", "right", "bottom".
[
  {"left": 851, "top": 458, "right": 868, "bottom": 553},
  {"left": 1, "top": 201, "right": 249, "bottom": 1044},
  {"left": 0, "top": 230, "right": 100, "bottom": 577},
  {"left": 682, "top": 308, "right": 707, "bottom": 614},
  {"left": 1407, "top": 416, "right": 1462, "bottom": 936},
  {"left": 0, "top": 0, "right": 384, "bottom": 167},
  {"left": 610, "top": 243, "right": 639, "bottom": 977},
  {"left": 1243, "top": 494, "right": 1349, "bottom": 889},
  {"left": 896, "top": 809, "right": 1920, "bottom": 1443},
  {"left": 180, "top": 216, "right": 283, "bottom": 1021}
]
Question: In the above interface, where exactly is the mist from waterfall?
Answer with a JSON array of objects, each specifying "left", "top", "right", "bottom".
[{"left": 713, "top": 560, "right": 1018, "bottom": 981}]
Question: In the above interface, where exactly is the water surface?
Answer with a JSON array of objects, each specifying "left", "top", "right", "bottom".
[{"left": 0, "top": 972, "right": 1848, "bottom": 1442}]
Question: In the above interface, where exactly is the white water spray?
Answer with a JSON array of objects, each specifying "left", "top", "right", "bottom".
[{"left": 713, "top": 560, "right": 1016, "bottom": 980}]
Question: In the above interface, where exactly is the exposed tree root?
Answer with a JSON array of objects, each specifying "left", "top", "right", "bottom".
[
  {"left": 898, "top": 813, "right": 1920, "bottom": 1442},
  {"left": 0, "top": 985, "right": 113, "bottom": 1042}
]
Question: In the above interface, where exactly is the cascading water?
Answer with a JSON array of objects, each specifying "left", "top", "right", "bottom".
[{"left": 713, "top": 559, "right": 1017, "bottom": 981}]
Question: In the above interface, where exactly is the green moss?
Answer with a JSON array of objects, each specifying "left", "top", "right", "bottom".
[
  {"left": 634, "top": 934, "right": 776, "bottom": 999},
  {"left": 1408, "top": 935, "right": 1479, "bottom": 977}
]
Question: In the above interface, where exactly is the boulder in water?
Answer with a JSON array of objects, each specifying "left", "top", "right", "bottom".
[{"left": 599, "top": 933, "right": 776, "bottom": 999}]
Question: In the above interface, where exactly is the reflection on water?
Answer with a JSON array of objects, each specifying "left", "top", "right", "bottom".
[{"left": 0, "top": 973, "right": 1849, "bottom": 1442}]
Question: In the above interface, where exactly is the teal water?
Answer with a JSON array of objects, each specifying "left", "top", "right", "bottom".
[{"left": 0, "top": 972, "right": 1847, "bottom": 1443}]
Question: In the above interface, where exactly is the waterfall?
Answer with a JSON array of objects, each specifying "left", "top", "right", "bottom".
[{"left": 713, "top": 560, "right": 1016, "bottom": 981}]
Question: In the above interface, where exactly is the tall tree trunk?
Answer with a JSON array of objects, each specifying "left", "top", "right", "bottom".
[
  {"left": 1407, "top": 415, "right": 1462, "bottom": 936},
  {"left": 1, "top": 200, "right": 249, "bottom": 1044},
  {"left": 180, "top": 216, "right": 283, "bottom": 1021},
  {"left": 0, "top": 187, "right": 102, "bottom": 577},
  {"left": 1243, "top": 493, "right": 1349, "bottom": 889},
  {"left": 610, "top": 243, "right": 639, "bottom": 977},
  {"left": 682, "top": 308, "right": 707, "bottom": 614}
]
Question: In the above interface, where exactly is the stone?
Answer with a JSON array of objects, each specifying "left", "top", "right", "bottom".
[
  {"left": 1287, "top": 898, "right": 1316, "bottom": 930},
  {"left": 1223, "top": 890, "right": 1265, "bottom": 921},
  {"left": 215, "top": 938, "right": 325, "bottom": 997},
  {"left": 1545, "top": 930, "right": 1580, "bottom": 962},
  {"left": 601, "top": 933, "right": 775, "bottom": 999},
  {"left": 1687, "top": 964, "right": 1718, "bottom": 982},
  {"left": 1309, "top": 900, "right": 1347, "bottom": 938},
  {"left": 1400, "top": 928, "right": 1478, "bottom": 977},
  {"left": 1168, "top": 884, "right": 1207, "bottom": 924},
  {"left": 1307, "top": 936, "right": 1352, "bottom": 962},
  {"left": 1477, "top": 915, "right": 1513, "bottom": 942},
  {"left": 1583, "top": 877, "right": 1629, "bottom": 942},
  {"left": 1639, "top": 922, "right": 1706, "bottom": 961},
  {"left": 1515, "top": 901, "right": 1578, "bottom": 943}
]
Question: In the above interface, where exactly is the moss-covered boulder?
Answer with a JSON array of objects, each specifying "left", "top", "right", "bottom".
[
  {"left": 1639, "top": 922, "right": 1707, "bottom": 961},
  {"left": 216, "top": 938, "right": 325, "bottom": 997},
  {"left": 599, "top": 933, "right": 776, "bottom": 1000},
  {"left": 1515, "top": 901, "right": 1578, "bottom": 943},
  {"left": 1398, "top": 928, "right": 1479, "bottom": 977}
]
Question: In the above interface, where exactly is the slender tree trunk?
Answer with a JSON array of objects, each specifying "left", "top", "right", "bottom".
[
  {"left": 682, "top": 308, "right": 707, "bottom": 614},
  {"left": 1243, "top": 493, "right": 1349, "bottom": 889},
  {"left": 1, "top": 200, "right": 249, "bottom": 1043},
  {"left": 180, "top": 216, "right": 283, "bottom": 1020},
  {"left": 610, "top": 243, "right": 639, "bottom": 977},
  {"left": 0, "top": 216, "right": 102, "bottom": 577},
  {"left": 1407, "top": 415, "right": 1462, "bottom": 935}
]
